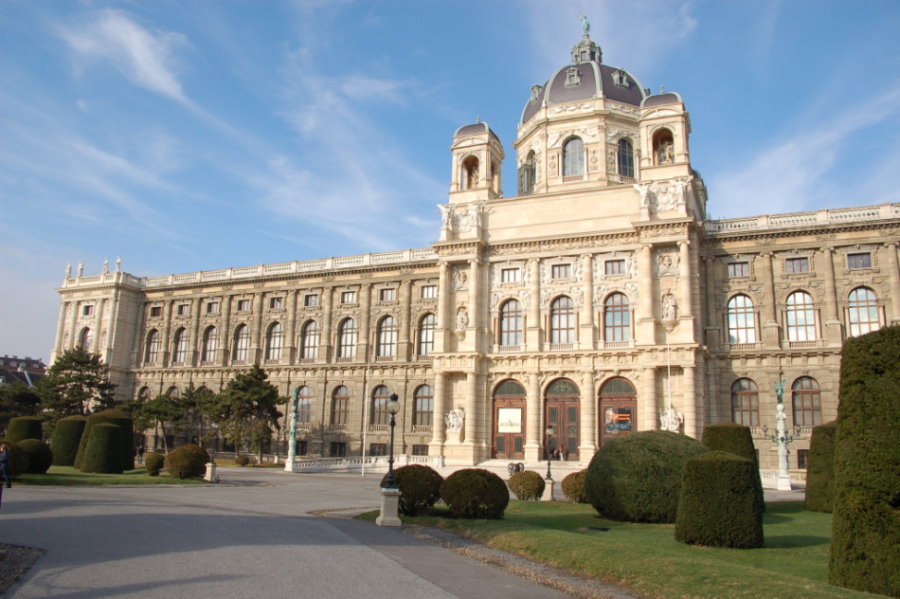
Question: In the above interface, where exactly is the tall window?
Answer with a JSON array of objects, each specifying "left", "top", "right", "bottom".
[
  {"left": 617, "top": 138, "right": 634, "bottom": 178},
  {"left": 785, "top": 291, "right": 817, "bottom": 341},
  {"left": 604, "top": 293, "right": 631, "bottom": 342},
  {"left": 550, "top": 296, "right": 575, "bottom": 344},
  {"left": 296, "top": 386, "right": 314, "bottom": 423},
  {"left": 79, "top": 327, "right": 93, "bottom": 352},
  {"left": 418, "top": 313, "right": 436, "bottom": 356},
  {"left": 201, "top": 326, "right": 218, "bottom": 362},
  {"left": 499, "top": 299, "right": 523, "bottom": 346},
  {"left": 731, "top": 378, "right": 759, "bottom": 427},
  {"left": 265, "top": 322, "right": 283, "bottom": 361},
  {"left": 519, "top": 150, "right": 536, "bottom": 195},
  {"left": 726, "top": 294, "right": 757, "bottom": 344},
  {"left": 414, "top": 385, "right": 434, "bottom": 427},
  {"left": 337, "top": 318, "right": 357, "bottom": 358},
  {"left": 300, "top": 320, "right": 319, "bottom": 359},
  {"left": 562, "top": 137, "right": 584, "bottom": 177},
  {"left": 371, "top": 385, "right": 391, "bottom": 425},
  {"left": 462, "top": 156, "right": 479, "bottom": 189},
  {"left": 232, "top": 324, "right": 250, "bottom": 362},
  {"left": 848, "top": 287, "right": 880, "bottom": 337},
  {"left": 144, "top": 330, "right": 160, "bottom": 364},
  {"left": 376, "top": 316, "right": 397, "bottom": 357},
  {"left": 172, "top": 328, "right": 188, "bottom": 363},
  {"left": 331, "top": 385, "right": 350, "bottom": 426},
  {"left": 653, "top": 128, "right": 674, "bottom": 165},
  {"left": 792, "top": 377, "right": 821, "bottom": 427}
]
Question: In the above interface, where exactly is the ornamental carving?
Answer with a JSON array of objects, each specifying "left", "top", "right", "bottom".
[
  {"left": 655, "top": 251, "right": 679, "bottom": 277},
  {"left": 452, "top": 266, "right": 469, "bottom": 290}
]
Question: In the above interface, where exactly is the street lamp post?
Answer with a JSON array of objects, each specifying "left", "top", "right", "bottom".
[
  {"left": 544, "top": 424, "right": 556, "bottom": 481},
  {"left": 377, "top": 393, "right": 403, "bottom": 526},
  {"left": 284, "top": 386, "right": 299, "bottom": 473},
  {"left": 205, "top": 421, "right": 219, "bottom": 483}
]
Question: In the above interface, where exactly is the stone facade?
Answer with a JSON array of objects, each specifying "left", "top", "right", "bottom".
[{"left": 51, "top": 32, "right": 900, "bottom": 471}]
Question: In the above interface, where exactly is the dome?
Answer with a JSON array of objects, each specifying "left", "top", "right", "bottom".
[
  {"left": 520, "top": 33, "right": 646, "bottom": 126},
  {"left": 642, "top": 92, "right": 683, "bottom": 107}
]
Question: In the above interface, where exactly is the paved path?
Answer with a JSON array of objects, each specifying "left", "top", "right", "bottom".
[{"left": 0, "top": 468, "right": 576, "bottom": 599}]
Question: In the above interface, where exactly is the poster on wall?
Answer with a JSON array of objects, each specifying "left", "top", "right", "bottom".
[
  {"left": 497, "top": 408, "right": 523, "bottom": 433},
  {"left": 604, "top": 406, "right": 633, "bottom": 435}
]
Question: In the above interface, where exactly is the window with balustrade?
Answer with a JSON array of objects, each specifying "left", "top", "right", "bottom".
[
  {"left": 337, "top": 318, "right": 356, "bottom": 358},
  {"left": 265, "top": 322, "right": 283, "bottom": 361},
  {"left": 603, "top": 292, "right": 630, "bottom": 342},
  {"left": 414, "top": 385, "right": 433, "bottom": 427},
  {"left": 172, "top": 328, "right": 188, "bottom": 363},
  {"left": 144, "top": 329, "right": 160, "bottom": 364},
  {"left": 791, "top": 377, "right": 821, "bottom": 427},
  {"left": 731, "top": 378, "right": 759, "bottom": 427},
  {"left": 371, "top": 385, "right": 392, "bottom": 425},
  {"left": 499, "top": 299, "right": 523, "bottom": 346},
  {"left": 300, "top": 320, "right": 319, "bottom": 360},
  {"left": 331, "top": 386, "right": 350, "bottom": 426},
  {"left": 550, "top": 296, "right": 575, "bottom": 345},
  {"left": 201, "top": 326, "right": 218, "bottom": 362},
  {"left": 376, "top": 316, "right": 397, "bottom": 358},
  {"left": 847, "top": 287, "right": 880, "bottom": 337},
  {"left": 726, "top": 294, "right": 757, "bottom": 344},
  {"left": 232, "top": 324, "right": 250, "bottom": 361},
  {"left": 785, "top": 291, "right": 817, "bottom": 341},
  {"left": 296, "top": 386, "right": 313, "bottom": 423},
  {"left": 418, "top": 313, "right": 435, "bottom": 356}
]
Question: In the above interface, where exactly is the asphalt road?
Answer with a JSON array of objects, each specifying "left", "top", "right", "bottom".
[{"left": 0, "top": 468, "right": 576, "bottom": 599}]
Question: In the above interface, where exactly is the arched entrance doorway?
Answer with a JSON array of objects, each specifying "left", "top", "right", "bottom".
[
  {"left": 545, "top": 378, "right": 580, "bottom": 461},
  {"left": 599, "top": 377, "right": 637, "bottom": 446},
  {"left": 492, "top": 379, "right": 526, "bottom": 459}
]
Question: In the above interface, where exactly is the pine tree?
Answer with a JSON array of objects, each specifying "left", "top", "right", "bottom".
[
  {"left": 0, "top": 381, "right": 41, "bottom": 430},
  {"left": 217, "top": 364, "right": 283, "bottom": 460},
  {"left": 38, "top": 347, "right": 116, "bottom": 422}
]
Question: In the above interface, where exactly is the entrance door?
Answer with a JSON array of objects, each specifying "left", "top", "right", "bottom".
[
  {"left": 493, "top": 380, "right": 526, "bottom": 459},
  {"left": 545, "top": 378, "right": 580, "bottom": 461},
  {"left": 599, "top": 377, "right": 637, "bottom": 446}
]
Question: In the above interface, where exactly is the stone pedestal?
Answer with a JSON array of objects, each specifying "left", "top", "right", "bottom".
[
  {"left": 776, "top": 474, "right": 792, "bottom": 491},
  {"left": 204, "top": 463, "right": 217, "bottom": 482},
  {"left": 376, "top": 488, "right": 402, "bottom": 527},
  {"left": 541, "top": 479, "right": 555, "bottom": 501}
]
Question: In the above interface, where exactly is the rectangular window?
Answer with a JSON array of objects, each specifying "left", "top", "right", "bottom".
[
  {"left": 206, "top": 301, "right": 220, "bottom": 314},
  {"left": 329, "top": 442, "right": 346, "bottom": 457},
  {"left": 501, "top": 268, "right": 521, "bottom": 283},
  {"left": 82, "top": 305, "right": 94, "bottom": 317},
  {"left": 551, "top": 264, "right": 571, "bottom": 279},
  {"left": 604, "top": 260, "right": 625, "bottom": 276},
  {"left": 797, "top": 449, "right": 809, "bottom": 469},
  {"left": 269, "top": 297, "right": 283, "bottom": 310},
  {"left": 847, "top": 253, "right": 871, "bottom": 269},
  {"left": 296, "top": 440, "right": 308, "bottom": 456},
  {"left": 420, "top": 285, "right": 437, "bottom": 299},
  {"left": 412, "top": 444, "right": 429, "bottom": 456},
  {"left": 341, "top": 291, "right": 357, "bottom": 304},
  {"left": 369, "top": 443, "right": 387, "bottom": 456},
  {"left": 176, "top": 304, "right": 190, "bottom": 316},
  {"left": 237, "top": 299, "right": 251, "bottom": 312},
  {"left": 304, "top": 294, "right": 319, "bottom": 307},
  {"left": 150, "top": 306, "right": 162, "bottom": 318},
  {"left": 379, "top": 288, "right": 396, "bottom": 302},
  {"left": 785, "top": 257, "right": 809, "bottom": 274},
  {"left": 727, "top": 262, "right": 750, "bottom": 278}
]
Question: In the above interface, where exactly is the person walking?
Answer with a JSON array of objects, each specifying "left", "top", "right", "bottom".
[{"left": 0, "top": 443, "right": 12, "bottom": 488}]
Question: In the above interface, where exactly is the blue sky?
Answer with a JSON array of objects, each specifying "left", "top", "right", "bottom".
[{"left": 2, "top": 0, "right": 899, "bottom": 361}]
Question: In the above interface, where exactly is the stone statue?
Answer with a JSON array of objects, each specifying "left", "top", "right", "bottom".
[
  {"left": 581, "top": 15, "right": 590, "bottom": 36},
  {"left": 775, "top": 378, "right": 784, "bottom": 404},
  {"left": 115, "top": 256, "right": 122, "bottom": 272},
  {"left": 456, "top": 307, "right": 469, "bottom": 330},
  {"left": 659, "top": 404, "right": 683, "bottom": 432},
  {"left": 102, "top": 259, "right": 109, "bottom": 275},
  {"left": 77, "top": 262, "right": 84, "bottom": 277},
  {"left": 64, "top": 263, "right": 72, "bottom": 279},
  {"left": 445, "top": 407, "right": 465, "bottom": 433},
  {"left": 662, "top": 293, "right": 677, "bottom": 321},
  {"left": 634, "top": 182, "right": 653, "bottom": 208}
]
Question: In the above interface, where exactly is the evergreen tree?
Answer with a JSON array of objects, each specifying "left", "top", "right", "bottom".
[
  {"left": 217, "top": 364, "right": 283, "bottom": 459},
  {"left": 0, "top": 381, "right": 41, "bottom": 431},
  {"left": 139, "top": 393, "right": 187, "bottom": 454},
  {"left": 38, "top": 348, "right": 116, "bottom": 422}
]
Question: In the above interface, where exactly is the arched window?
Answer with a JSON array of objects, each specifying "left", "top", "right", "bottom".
[
  {"left": 232, "top": 324, "right": 250, "bottom": 362},
  {"left": 519, "top": 150, "right": 536, "bottom": 195},
  {"left": 599, "top": 377, "right": 637, "bottom": 444},
  {"left": 144, "top": 330, "right": 160, "bottom": 364},
  {"left": 376, "top": 316, "right": 397, "bottom": 358},
  {"left": 371, "top": 385, "right": 391, "bottom": 425},
  {"left": 166, "top": 385, "right": 180, "bottom": 399},
  {"left": 653, "top": 128, "right": 674, "bottom": 165},
  {"left": 462, "top": 155, "right": 479, "bottom": 189},
  {"left": 545, "top": 378, "right": 580, "bottom": 460},
  {"left": 562, "top": 136, "right": 584, "bottom": 178},
  {"left": 848, "top": 287, "right": 880, "bottom": 337},
  {"left": 331, "top": 385, "right": 350, "bottom": 426},
  {"left": 172, "top": 328, "right": 188, "bottom": 363},
  {"left": 414, "top": 385, "right": 433, "bottom": 427},
  {"left": 499, "top": 299, "right": 523, "bottom": 347},
  {"left": 731, "top": 378, "right": 759, "bottom": 427},
  {"left": 550, "top": 296, "right": 575, "bottom": 344},
  {"left": 300, "top": 320, "right": 319, "bottom": 360},
  {"left": 137, "top": 386, "right": 152, "bottom": 401},
  {"left": 296, "top": 385, "right": 314, "bottom": 423},
  {"left": 786, "top": 291, "right": 817, "bottom": 342},
  {"left": 727, "top": 294, "right": 757, "bottom": 344},
  {"left": 418, "top": 313, "right": 436, "bottom": 356},
  {"left": 337, "top": 318, "right": 357, "bottom": 358},
  {"left": 201, "top": 326, "right": 218, "bottom": 362},
  {"left": 603, "top": 293, "right": 631, "bottom": 342},
  {"left": 79, "top": 327, "right": 93, "bottom": 352},
  {"left": 265, "top": 322, "right": 283, "bottom": 361},
  {"left": 617, "top": 138, "right": 634, "bottom": 178},
  {"left": 792, "top": 377, "right": 821, "bottom": 427}
]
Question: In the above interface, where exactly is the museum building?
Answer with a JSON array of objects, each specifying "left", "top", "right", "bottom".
[{"left": 51, "top": 31, "right": 900, "bottom": 472}]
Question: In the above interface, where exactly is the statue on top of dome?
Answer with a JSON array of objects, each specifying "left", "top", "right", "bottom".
[{"left": 581, "top": 15, "right": 590, "bottom": 36}]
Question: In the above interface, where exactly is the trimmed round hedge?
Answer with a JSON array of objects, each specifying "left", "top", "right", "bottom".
[
  {"left": 585, "top": 431, "right": 709, "bottom": 523},
  {"left": 6, "top": 416, "right": 42, "bottom": 443},
  {"left": 701, "top": 422, "right": 764, "bottom": 513},
  {"left": 380, "top": 464, "right": 444, "bottom": 515},
  {"left": 75, "top": 410, "right": 135, "bottom": 471},
  {"left": 0, "top": 438, "right": 29, "bottom": 480},
  {"left": 804, "top": 420, "right": 837, "bottom": 513},
  {"left": 164, "top": 444, "right": 209, "bottom": 479},
  {"left": 508, "top": 470, "right": 545, "bottom": 500},
  {"left": 235, "top": 455, "right": 250, "bottom": 467},
  {"left": 675, "top": 451, "right": 763, "bottom": 548},
  {"left": 79, "top": 423, "right": 124, "bottom": 474},
  {"left": 561, "top": 470, "right": 588, "bottom": 503},
  {"left": 51, "top": 415, "right": 86, "bottom": 466},
  {"left": 144, "top": 452, "right": 164, "bottom": 476},
  {"left": 440, "top": 468, "right": 509, "bottom": 519},
  {"left": 17, "top": 439, "right": 53, "bottom": 474}
]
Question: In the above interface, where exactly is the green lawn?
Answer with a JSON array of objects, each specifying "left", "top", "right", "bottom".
[
  {"left": 15, "top": 466, "right": 208, "bottom": 486},
  {"left": 395, "top": 501, "right": 882, "bottom": 599}
]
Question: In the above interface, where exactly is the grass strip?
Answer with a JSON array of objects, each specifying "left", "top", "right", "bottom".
[{"left": 16, "top": 466, "right": 207, "bottom": 486}]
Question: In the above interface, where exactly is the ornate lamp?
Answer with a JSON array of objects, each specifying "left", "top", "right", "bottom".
[
  {"left": 384, "top": 394, "right": 401, "bottom": 488},
  {"left": 545, "top": 423, "right": 556, "bottom": 481}
]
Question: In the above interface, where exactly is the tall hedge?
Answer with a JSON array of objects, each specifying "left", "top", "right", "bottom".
[
  {"left": 675, "top": 451, "right": 763, "bottom": 548},
  {"left": 75, "top": 409, "right": 135, "bottom": 471},
  {"left": 6, "top": 416, "right": 42, "bottom": 442},
  {"left": 51, "top": 415, "right": 87, "bottom": 466},
  {"left": 0, "top": 438, "right": 28, "bottom": 480},
  {"left": 829, "top": 326, "right": 900, "bottom": 597},
  {"left": 701, "top": 422, "right": 764, "bottom": 513},
  {"left": 585, "top": 431, "right": 709, "bottom": 523},
  {"left": 79, "top": 423, "right": 124, "bottom": 474},
  {"left": 164, "top": 444, "right": 209, "bottom": 479},
  {"left": 17, "top": 439, "right": 53, "bottom": 474},
  {"left": 804, "top": 421, "right": 837, "bottom": 513}
]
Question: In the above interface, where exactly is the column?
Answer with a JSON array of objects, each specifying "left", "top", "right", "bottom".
[
  {"left": 436, "top": 263, "right": 450, "bottom": 352},
  {"left": 67, "top": 302, "right": 79, "bottom": 351},
  {"left": 399, "top": 279, "right": 412, "bottom": 361},
  {"left": 429, "top": 372, "right": 447, "bottom": 449},
  {"left": 527, "top": 259, "right": 541, "bottom": 350},
  {"left": 359, "top": 284, "right": 371, "bottom": 362},
  {"left": 580, "top": 254, "right": 594, "bottom": 349},
  {"left": 579, "top": 369, "right": 596, "bottom": 457},
  {"left": 525, "top": 372, "right": 541, "bottom": 462},
  {"left": 54, "top": 301, "right": 69, "bottom": 357},
  {"left": 190, "top": 297, "right": 202, "bottom": 367},
  {"left": 321, "top": 287, "right": 333, "bottom": 361},
  {"left": 464, "top": 371, "right": 479, "bottom": 444},
  {"left": 286, "top": 289, "right": 298, "bottom": 363},
  {"left": 886, "top": 242, "right": 900, "bottom": 325},
  {"left": 821, "top": 247, "right": 843, "bottom": 345},
  {"left": 703, "top": 257, "right": 720, "bottom": 350},
  {"left": 682, "top": 365, "right": 697, "bottom": 437},
  {"left": 93, "top": 297, "right": 105, "bottom": 357},
  {"left": 759, "top": 252, "right": 780, "bottom": 347},
  {"left": 640, "top": 366, "right": 657, "bottom": 432},
  {"left": 678, "top": 241, "right": 692, "bottom": 317},
  {"left": 252, "top": 291, "right": 264, "bottom": 363},
  {"left": 467, "top": 258, "right": 481, "bottom": 352},
  {"left": 161, "top": 301, "right": 173, "bottom": 366},
  {"left": 636, "top": 244, "right": 655, "bottom": 342},
  {"left": 220, "top": 295, "right": 232, "bottom": 366}
]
